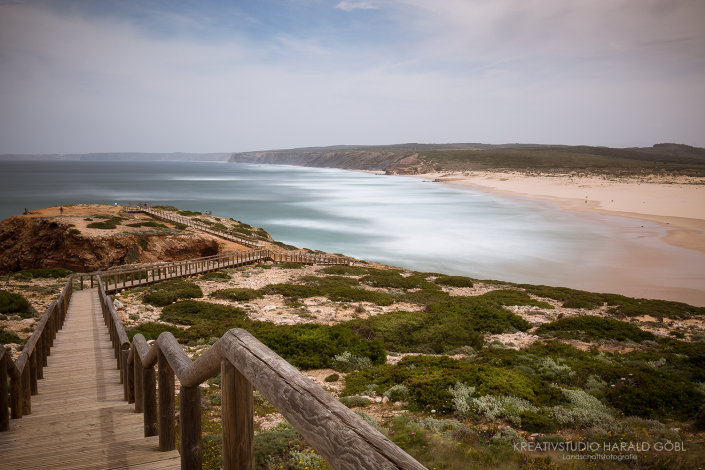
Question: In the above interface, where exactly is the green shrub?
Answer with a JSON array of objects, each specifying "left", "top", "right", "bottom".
[
  {"left": 327, "top": 288, "right": 394, "bottom": 306},
  {"left": 603, "top": 294, "right": 705, "bottom": 319},
  {"left": 395, "top": 289, "right": 450, "bottom": 305},
  {"left": 324, "top": 374, "right": 339, "bottom": 382},
  {"left": 519, "top": 284, "right": 604, "bottom": 309},
  {"left": 519, "top": 410, "right": 559, "bottom": 433},
  {"left": 211, "top": 288, "right": 262, "bottom": 302},
  {"left": 343, "top": 355, "right": 563, "bottom": 414},
  {"left": 345, "top": 310, "right": 484, "bottom": 353},
  {"left": 258, "top": 284, "right": 320, "bottom": 299},
  {"left": 332, "top": 351, "right": 372, "bottom": 372},
  {"left": 251, "top": 323, "right": 385, "bottom": 370},
  {"left": 86, "top": 217, "right": 124, "bottom": 229},
  {"left": 127, "top": 322, "right": 183, "bottom": 341},
  {"left": 125, "top": 221, "right": 167, "bottom": 228},
  {"left": 160, "top": 300, "right": 247, "bottom": 325},
  {"left": 255, "top": 263, "right": 272, "bottom": 269},
  {"left": 200, "top": 272, "right": 231, "bottom": 281},
  {"left": 152, "top": 205, "right": 179, "bottom": 211},
  {"left": 339, "top": 396, "right": 372, "bottom": 408},
  {"left": 536, "top": 316, "right": 656, "bottom": 342},
  {"left": 254, "top": 422, "right": 301, "bottom": 466},
  {"left": 434, "top": 275, "right": 475, "bottom": 288},
  {"left": 142, "top": 279, "right": 203, "bottom": 306},
  {"left": 319, "top": 265, "right": 373, "bottom": 276},
  {"left": 0, "top": 328, "right": 24, "bottom": 345},
  {"left": 177, "top": 210, "right": 201, "bottom": 216},
  {"left": 361, "top": 273, "right": 437, "bottom": 290},
  {"left": 68, "top": 229, "right": 81, "bottom": 234},
  {"left": 0, "top": 290, "right": 31, "bottom": 316},
  {"left": 12, "top": 268, "right": 73, "bottom": 279},
  {"left": 426, "top": 295, "right": 531, "bottom": 334},
  {"left": 479, "top": 289, "right": 554, "bottom": 309}
]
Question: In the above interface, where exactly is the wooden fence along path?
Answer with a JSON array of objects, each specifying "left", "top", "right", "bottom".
[
  {"left": 1, "top": 240, "right": 427, "bottom": 468},
  {"left": 123, "top": 206, "right": 264, "bottom": 248},
  {"left": 0, "top": 288, "right": 181, "bottom": 469}
]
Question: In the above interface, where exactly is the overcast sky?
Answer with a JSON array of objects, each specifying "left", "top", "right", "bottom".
[{"left": 1, "top": 0, "right": 704, "bottom": 153}]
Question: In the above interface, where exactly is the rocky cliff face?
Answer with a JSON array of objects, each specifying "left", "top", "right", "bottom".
[
  {"left": 0, "top": 215, "right": 222, "bottom": 273},
  {"left": 228, "top": 150, "right": 411, "bottom": 171}
]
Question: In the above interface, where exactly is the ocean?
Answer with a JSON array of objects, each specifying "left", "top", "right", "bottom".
[{"left": 1, "top": 160, "right": 703, "bottom": 304}]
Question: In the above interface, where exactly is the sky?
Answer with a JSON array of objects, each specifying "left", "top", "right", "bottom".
[{"left": 0, "top": 0, "right": 704, "bottom": 153}]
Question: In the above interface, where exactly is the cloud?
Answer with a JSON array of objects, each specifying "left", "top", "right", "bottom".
[{"left": 334, "top": 1, "right": 378, "bottom": 12}]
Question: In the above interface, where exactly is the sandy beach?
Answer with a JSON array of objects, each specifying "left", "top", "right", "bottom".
[{"left": 413, "top": 171, "right": 705, "bottom": 254}]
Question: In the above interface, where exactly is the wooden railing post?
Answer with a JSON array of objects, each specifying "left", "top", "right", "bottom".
[
  {"left": 121, "top": 347, "right": 129, "bottom": 400},
  {"left": 134, "top": 353, "right": 144, "bottom": 413},
  {"left": 1, "top": 349, "right": 9, "bottom": 431},
  {"left": 10, "top": 375, "right": 21, "bottom": 419},
  {"left": 157, "top": 348, "right": 176, "bottom": 451},
  {"left": 222, "top": 359, "right": 254, "bottom": 470},
  {"left": 128, "top": 354, "right": 135, "bottom": 404},
  {"left": 180, "top": 386, "right": 202, "bottom": 469},
  {"left": 29, "top": 351, "right": 38, "bottom": 395},
  {"left": 21, "top": 364, "right": 31, "bottom": 415},
  {"left": 143, "top": 365, "right": 158, "bottom": 437}
]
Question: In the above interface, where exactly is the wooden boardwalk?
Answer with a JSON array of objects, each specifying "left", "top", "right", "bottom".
[{"left": 0, "top": 289, "right": 181, "bottom": 469}]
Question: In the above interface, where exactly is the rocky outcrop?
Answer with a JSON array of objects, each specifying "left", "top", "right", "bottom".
[
  {"left": 228, "top": 151, "right": 410, "bottom": 172},
  {"left": 0, "top": 215, "right": 222, "bottom": 273}
]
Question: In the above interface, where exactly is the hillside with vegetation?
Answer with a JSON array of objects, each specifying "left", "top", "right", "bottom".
[
  {"left": 229, "top": 143, "right": 705, "bottom": 178},
  {"left": 4, "top": 247, "right": 705, "bottom": 469}
]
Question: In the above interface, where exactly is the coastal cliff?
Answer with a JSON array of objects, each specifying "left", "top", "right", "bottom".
[{"left": 0, "top": 212, "right": 222, "bottom": 273}]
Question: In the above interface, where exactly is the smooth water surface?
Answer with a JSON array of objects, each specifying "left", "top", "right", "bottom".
[{"left": 1, "top": 160, "right": 703, "bottom": 303}]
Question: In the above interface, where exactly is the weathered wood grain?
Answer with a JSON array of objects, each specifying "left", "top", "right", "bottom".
[
  {"left": 221, "top": 329, "right": 427, "bottom": 470},
  {"left": 222, "top": 359, "right": 254, "bottom": 470}
]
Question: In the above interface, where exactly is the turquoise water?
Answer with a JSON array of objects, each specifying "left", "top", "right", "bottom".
[{"left": 1, "top": 160, "right": 702, "bottom": 302}]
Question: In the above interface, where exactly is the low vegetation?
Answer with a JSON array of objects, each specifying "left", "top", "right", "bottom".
[
  {"left": 141, "top": 279, "right": 203, "bottom": 306},
  {"left": 0, "top": 290, "right": 32, "bottom": 316},
  {"left": 536, "top": 315, "right": 657, "bottom": 342}
]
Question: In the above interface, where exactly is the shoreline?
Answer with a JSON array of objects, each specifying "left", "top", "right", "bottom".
[{"left": 402, "top": 171, "right": 705, "bottom": 255}]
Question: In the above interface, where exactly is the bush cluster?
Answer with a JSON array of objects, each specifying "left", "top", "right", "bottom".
[
  {"left": 361, "top": 273, "right": 437, "bottom": 290},
  {"left": 345, "top": 310, "right": 484, "bottom": 354},
  {"left": 433, "top": 275, "right": 475, "bottom": 288},
  {"left": 139, "top": 300, "right": 385, "bottom": 370},
  {"left": 0, "top": 290, "right": 32, "bottom": 316},
  {"left": 86, "top": 216, "right": 124, "bottom": 229},
  {"left": 125, "top": 221, "right": 167, "bottom": 228},
  {"left": 11, "top": 268, "right": 73, "bottom": 279},
  {"left": 536, "top": 316, "right": 657, "bottom": 342},
  {"left": 210, "top": 288, "right": 262, "bottom": 302},
  {"left": 142, "top": 279, "right": 203, "bottom": 306},
  {"left": 0, "top": 328, "right": 24, "bottom": 345},
  {"left": 426, "top": 295, "right": 532, "bottom": 334}
]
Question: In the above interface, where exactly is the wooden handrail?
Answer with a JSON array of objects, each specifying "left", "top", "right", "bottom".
[
  {"left": 1, "top": 276, "right": 73, "bottom": 423},
  {"left": 96, "top": 272, "right": 425, "bottom": 470},
  {"left": 123, "top": 206, "right": 265, "bottom": 248}
]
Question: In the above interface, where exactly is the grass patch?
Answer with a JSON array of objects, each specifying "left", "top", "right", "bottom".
[
  {"left": 0, "top": 290, "right": 32, "bottom": 316},
  {"left": 211, "top": 288, "right": 262, "bottom": 302},
  {"left": 177, "top": 210, "right": 202, "bottom": 216},
  {"left": 319, "top": 265, "right": 374, "bottom": 276},
  {"left": 518, "top": 284, "right": 604, "bottom": 309},
  {"left": 395, "top": 289, "right": 451, "bottom": 305},
  {"left": 259, "top": 284, "right": 320, "bottom": 299},
  {"left": 603, "top": 294, "right": 705, "bottom": 319},
  {"left": 142, "top": 278, "right": 203, "bottom": 306},
  {"left": 302, "top": 276, "right": 395, "bottom": 306},
  {"left": 536, "top": 316, "right": 657, "bottom": 342},
  {"left": 433, "top": 275, "right": 475, "bottom": 288},
  {"left": 278, "top": 262, "right": 305, "bottom": 269}
]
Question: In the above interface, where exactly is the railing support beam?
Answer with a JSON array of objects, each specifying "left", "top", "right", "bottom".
[
  {"left": 222, "top": 359, "right": 254, "bottom": 470},
  {"left": 158, "top": 348, "right": 176, "bottom": 451},
  {"left": 180, "top": 386, "right": 202, "bottom": 470}
]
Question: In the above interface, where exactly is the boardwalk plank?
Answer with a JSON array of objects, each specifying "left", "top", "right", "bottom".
[{"left": 0, "top": 289, "right": 181, "bottom": 470}]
